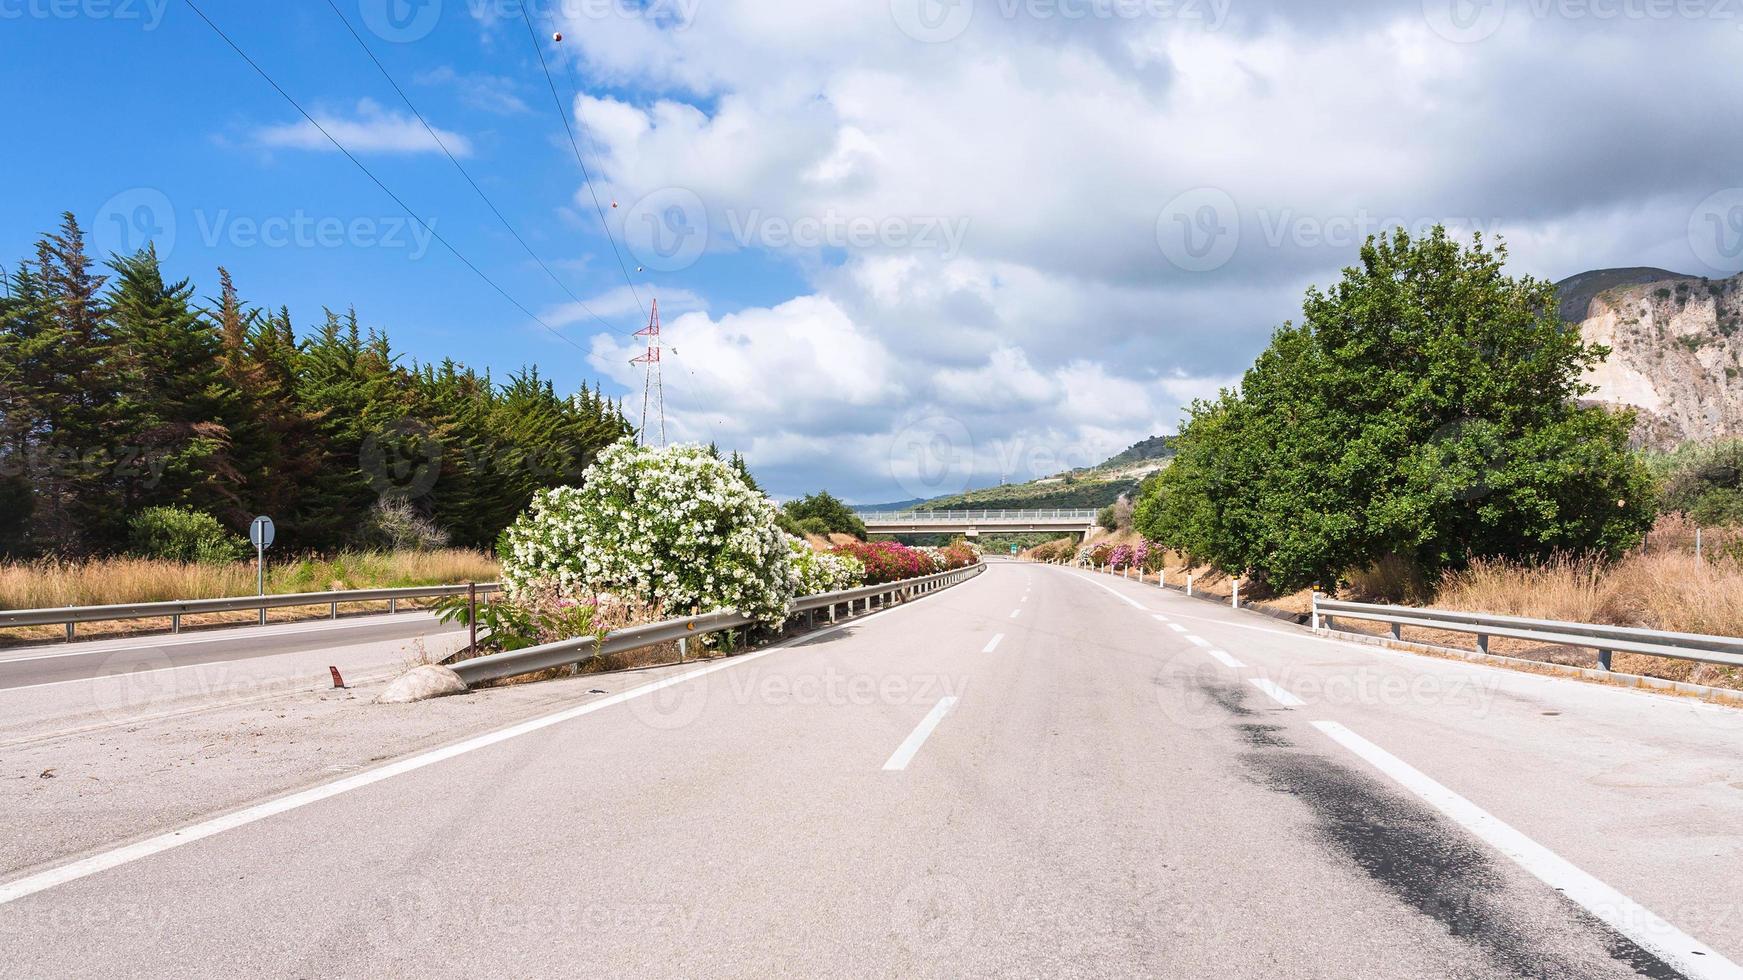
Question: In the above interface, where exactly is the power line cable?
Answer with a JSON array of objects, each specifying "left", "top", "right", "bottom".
[
  {"left": 181, "top": 0, "right": 590, "bottom": 355},
  {"left": 320, "top": 0, "right": 634, "bottom": 339},
  {"left": 514, "top": 4, "right": 647, "bottom": 320}
]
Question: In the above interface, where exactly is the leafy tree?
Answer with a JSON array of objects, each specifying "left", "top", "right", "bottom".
[
  {"left": 1653, "top": 439, "right": 1743, "bottom": 525},
  {"left": 1136, "top": 227, "right": 1652, "bottom": 590},
  {"left": 782, "top": 491, "right": 868, "bottom": 539}
]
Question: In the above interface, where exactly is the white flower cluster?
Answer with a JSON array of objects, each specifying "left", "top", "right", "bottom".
[
  {"left": 786, "top": 537, "right": 865, "bottom": 596},
  {"left": 499, "top": 439, "right": 796, "bottom": 627}
]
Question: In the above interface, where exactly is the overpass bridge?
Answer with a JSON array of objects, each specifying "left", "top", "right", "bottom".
[{"left": 856, "top": 508, "right": 1099, "bottom": 536}]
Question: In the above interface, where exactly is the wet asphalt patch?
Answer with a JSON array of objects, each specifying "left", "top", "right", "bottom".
[
  {"left": 1235, "top": 723, "right": 1292, "bottom": 748},
  {"left": 1178, "top": 671, "right": 1684, "bottom": 977}
]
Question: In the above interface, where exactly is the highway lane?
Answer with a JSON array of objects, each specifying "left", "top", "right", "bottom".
[{"left": 2, "top": 562, "right": 1740, "bottom": 978}]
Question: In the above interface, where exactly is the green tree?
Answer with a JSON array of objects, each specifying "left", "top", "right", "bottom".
[
  {"left": 108, "top": 246, "right": 241, "bottom": 518},
  {"left": 782, "top": 491, "right": 868, "bottom": 539},
  {"left": 1137, "top": 227, "right": 1652, "bottom": 590},
  {"left": 27, "top": 214, "right": 123, "bottom": 553}
]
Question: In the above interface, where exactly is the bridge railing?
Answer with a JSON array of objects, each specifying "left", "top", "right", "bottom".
[{"left": 856, "top": 509, "right": 1098, "bottom": 523}]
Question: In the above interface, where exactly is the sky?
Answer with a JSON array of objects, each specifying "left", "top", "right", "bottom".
[{"left": 3, "top": 0, "right": 1742, "bottom": 504}]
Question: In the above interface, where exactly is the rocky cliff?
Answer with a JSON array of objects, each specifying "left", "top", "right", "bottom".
[{"left": 1562, "top": 269, "right": 1743, "bottom": 449}]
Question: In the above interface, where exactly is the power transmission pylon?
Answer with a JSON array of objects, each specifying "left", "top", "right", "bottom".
[{"left": 631, "top": 298, "right": 666, "bottom": 446}]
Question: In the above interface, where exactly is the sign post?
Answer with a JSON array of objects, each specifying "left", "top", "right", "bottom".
[{"left": 250, "top": 516, "right": 276, "bottom": 625}]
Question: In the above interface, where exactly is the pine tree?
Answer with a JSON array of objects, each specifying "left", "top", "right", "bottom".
[
  {"left": 108, "top": 246, "right": 240, "bottom": 517},
  {"left": 30, "top": 214, "right": 121, "bottom": 553}
]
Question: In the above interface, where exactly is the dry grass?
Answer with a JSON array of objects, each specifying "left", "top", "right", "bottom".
[
  {"left": 0, "top": 549, "right": 499, "bottom": 610},
  {"left": 0, "top": 549, "right": 500, "bottom": 646},
  {"left": 1383, "top": 532, "right": 1743, "bottom": 690},
  {"left": 1434, "top": 550, "right": 1743, "bottom": 638}
]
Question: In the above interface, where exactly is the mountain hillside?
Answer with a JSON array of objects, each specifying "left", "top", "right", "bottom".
[
  {"left": 1561, "top": 269, "right": 1743, "bottom": 449},
  {"left": 888, "top": 436, "right": 1175, "bottom": 512}
]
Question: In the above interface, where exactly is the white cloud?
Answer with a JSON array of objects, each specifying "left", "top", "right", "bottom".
[
  {"left": 253, "top": 99, "right": 471, "bottom": 156},
  {"left": 540, "top": 2, "right": 1743, "bottom": 497},
  {"left": 414, "top": 67, "right": 530, "bottom": 115}
]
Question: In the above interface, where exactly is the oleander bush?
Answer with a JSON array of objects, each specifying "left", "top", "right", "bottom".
[
  {"left": 788, "top": 538, "right": 865, "bottom": 595},
  {"left": 831, "top": 540, "right": 944, "bottom": 585},
  {"left": 499, "top": 440, "right": 794, "bottom": 627}
]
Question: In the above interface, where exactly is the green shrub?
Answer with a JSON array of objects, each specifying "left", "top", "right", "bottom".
[{"left": 127, "top": 507, "right": 249, "bottom": 564}]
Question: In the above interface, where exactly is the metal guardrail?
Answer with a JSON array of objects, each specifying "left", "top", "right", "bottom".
[
  {"left": 856, "top": 509, "right": 1098, "bottom": 523},
  {"left": 0, "top": 583, "right": 503, "bottom": 642},
  {"left": 452, "top": 564, "right": 984, "bottom": 686},
  {"left": 1312, "top": 594, "right": 1743, "bottom": 672}
]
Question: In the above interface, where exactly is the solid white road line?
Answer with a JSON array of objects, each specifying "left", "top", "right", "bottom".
[
  {"left": 0, "top": 601, "right": 920, "bottom": 908},
  {"left": 1206, "top": 649, "right": 1246, "bottom": 669},
  {"left": 1248, "top": 677, "right": 1305, "bottom": 708},
  {"left": 1314, "top": 721, "right": 1743, "bottom": 980},
  {"left": 882, "top": 696, "right": 960, "bottom": 772},
  {"left": 982, "top": 634, "right": 1005, "bottom": 653}
]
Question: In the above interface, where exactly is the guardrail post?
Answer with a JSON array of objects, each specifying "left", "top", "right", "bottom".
[
  {"left": 330, "top": 601, "right": 339, "bottom": 620},
  {"left": 389, "top": 597, "right": 398, "bottom": 614},
  {"left": 259, "top": 604, "right": 266, "bottom": 626},
  {"left": 172, "top": 613, "right": 181, "bottom": 635},
  {"left": 1596, "top": 649, "right": 1613, "bottom": 671},
  {"left": 66, "top": 621, "right": 74, "bottom": 643},
  {"left": 1475, "top": 633, "right": 1489, "bottom": 654},
  {"left": 1390, "top": 622, "right": 1402, "bottom": 641},
  {"left": 679, "top": 637, "right": 689, "bottom": 662},
  {"left": 1310, "top": 593, "right": 1321, "bottom": 630},
  {"left": 467, "top": 582, "right": 478, "bottom": 653}
]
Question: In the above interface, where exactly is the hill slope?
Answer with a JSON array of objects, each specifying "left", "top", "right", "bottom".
[
  {"left": 1560, "top": 269, "right": 1743, "bottom": 448},
  {"left": 893, "top": 436, "right": 1175, "bottom": 512}
]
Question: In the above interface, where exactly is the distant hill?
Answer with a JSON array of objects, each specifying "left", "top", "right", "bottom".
[
  {"left": 1096, "top": 435, "right": 1176, "bottom": 469},
  {"left": 870, "top": 435, "right": 1175, "bottom": 513},
  {"left": 854, "top": 497, "right": 928, "bottom": 511},
  {"left": 1558, "top": 268, "right": 1743, "bottom": 448},
  {"left": 1556, "top": 267, "right": 1696, "bottom": 323}
]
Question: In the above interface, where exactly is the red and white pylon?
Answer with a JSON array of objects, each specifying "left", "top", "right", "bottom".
[{"left": 631, "top": 298, "right": 666, "bottom": 446}]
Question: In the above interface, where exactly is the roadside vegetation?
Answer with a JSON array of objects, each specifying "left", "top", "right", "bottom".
[
  {"left": 0, "top": 212, "right": 631, "bottom": 561},
  {"left": 451, "top": 441, "right": 978, "bottom": 670},
  {"left": 1023, "top": 227, "right": 1743, "bottom": 691},
  {"left": 1134, "top": 227, "right": 1652, "bottom": 593}
]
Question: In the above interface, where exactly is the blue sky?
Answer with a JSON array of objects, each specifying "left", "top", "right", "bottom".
[
  {"left": 5, "top": 1, "right": 1742, "bottom": 502},
  {"left": 0, "top": 2, "right": 797, "bottom": 392}
]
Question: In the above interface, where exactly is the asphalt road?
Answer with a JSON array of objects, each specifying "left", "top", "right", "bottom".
[
  {"left": 2, "top": 562, "right": 1740, "bottom": 979},
  {"left": 0, "top": 614, "right": 465, "bottom": 691}
]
